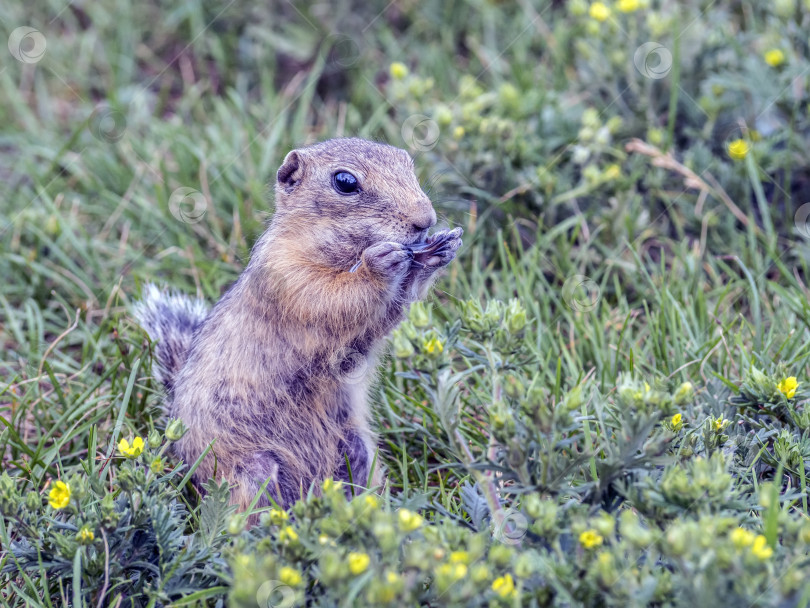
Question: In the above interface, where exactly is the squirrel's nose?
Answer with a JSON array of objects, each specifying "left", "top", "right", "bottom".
[{"left": 412, "top": 207, "right": 437, "bottom": 232}]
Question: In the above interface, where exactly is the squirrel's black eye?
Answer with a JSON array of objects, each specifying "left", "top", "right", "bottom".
[{"left": 332, "top": 171, "right": 360, "bottom": 195}]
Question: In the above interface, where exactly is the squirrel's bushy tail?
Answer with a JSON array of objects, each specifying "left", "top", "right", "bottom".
[{"left": 133, "top": 283, "right": 209, "bottom": 392}]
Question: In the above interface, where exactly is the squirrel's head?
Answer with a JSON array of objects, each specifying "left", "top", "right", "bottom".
[{"left": 273, "top": 138, "right": 437, "bottom": 262}]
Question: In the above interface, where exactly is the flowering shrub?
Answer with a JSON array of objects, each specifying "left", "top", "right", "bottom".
[
  {"left": 4, "top": 288, "right": 810, "bottom": 606},
  {"left": 1, "top": 424, "right": 230, "bottom": 605}
]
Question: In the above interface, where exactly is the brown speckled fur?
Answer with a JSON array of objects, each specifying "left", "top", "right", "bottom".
[{"left": 135, "top": 138, "right": 461, "bottom": 515}]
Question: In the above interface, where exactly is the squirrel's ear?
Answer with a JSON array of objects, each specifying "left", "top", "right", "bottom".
[{"left": 277, "top": 150, "right": 305, "bottom": 193}]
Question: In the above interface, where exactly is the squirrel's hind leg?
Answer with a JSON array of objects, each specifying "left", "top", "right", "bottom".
[
  {"left": 230, "top": 451, "right": 299, "bottom": 520},
  {"left": 335, "top": 430, "right": 386, "bottom": 499}
]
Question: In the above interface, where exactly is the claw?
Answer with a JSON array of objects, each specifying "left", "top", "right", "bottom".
[
  {"left": 351, "top": 228, "right": 462, "bottom": 273},
  {"left": 407, "top": 227, "right": 464, "bottom": 264}
]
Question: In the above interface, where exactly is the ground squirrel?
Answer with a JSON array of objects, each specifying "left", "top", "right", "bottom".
[{"left": 134, "top": 137, "right": 462, "bottom": 513}]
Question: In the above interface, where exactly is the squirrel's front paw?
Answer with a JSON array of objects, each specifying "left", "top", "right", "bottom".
[
  {"left": 414, "top": 227, "right": 463, "bottom": 271},
  {"left": 362, "top": 242, "right": 413, "bottom": 283}
]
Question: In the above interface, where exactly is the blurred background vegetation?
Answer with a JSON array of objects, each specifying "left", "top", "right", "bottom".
[{"left": 2, "top": 0, "right": 810, "bottom": 606}]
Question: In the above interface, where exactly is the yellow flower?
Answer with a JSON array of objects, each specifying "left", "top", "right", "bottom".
[
  {"left": 348, "top": 552, "right": 370, "bottom": 575},
  {"left": 322, "top": 478, "right": 343, "bottom": 493},
  {"left": 777, "top": 376, "right": 799, "bottom": 399},
  {"left": 437, "top": 562, "right": 467, "bottom": 581},
  {"left": 118, "top": 436, "right": 144, "bottom": 458},
  {"left": 491, "top": 573, "right": 516, "bottom": 598},
  {"left": 386, "top": 571, "right": 401, "bottom": 584},
  {"left": 751, "top": 535, "right": 773, "bottom": 560},
  {"left": 472, "top": 564, "right": 490, "bottom": 582},
  {"left": 579, "top": 529, "right": 604, "bottom": 549},
  {"left": 364, "top": 494, "right": 380, "bottom": 510},
  {"left": 727, "top": 139, "right": 749, "bottom": 160},
  {"left": 450, "top": 550, "right": 471, "bottom": 564},
  {"left": 730, "top": 527, "right": 756, "bottom": 549},
  {"left": 398, "top": 508, "right": 424, "bottom": 532},
  {"left": 713, "top": 418, "right": 729, "bottom": 432},
  {"left": 376, "top": 570, "right": 402, "bottom": 602},
  {"left": 673, "top": 381, "right": 694, "bottom": 405},
  {"left": 77, "top": 526, "right": 95, "bottom": 544},
  {"left": 453, "top": 126, "right": 465, "bottom": 139},
  {"left": 47, "top": 481, "right": 71, "bottom": 510},
  {"left": 670, "top": 413, "right": 683, "bottom": 431},
  {"left": 617, "top": 0, "right": 640, "bottom": 12},
  {"left": 589, "top": 2, "right": 611, "bottom": 21},
  {"left": 764, "top": 49, "right": 785, "bottom": 68},
  {"left": 603, "top": 164, "right": 621, "bottom": 180},
  {"left": 279, "top": 566, "right": 303, "bottom": 586},
  {"left": 268, "top": 508, "right": 289, "bottom": 525},
  {"left": 279, "top": 526, "right": 298, "bottom": 543},
  {"left": 389, "top": 62, "right": 408, "bottom": 80},
  {"left": 423, "top": 336, "right": 444, "bottom": 355}
]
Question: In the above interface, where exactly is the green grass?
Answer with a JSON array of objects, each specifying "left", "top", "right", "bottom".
[{"left": 3, "top": 0, "right": 810, "bottom": 606}]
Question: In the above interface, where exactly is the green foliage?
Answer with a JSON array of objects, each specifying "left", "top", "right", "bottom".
[
  {"left": 3, "top": 0, "right": 810, "bottom": 605},
  {"left": 1, "top": 429, "right": 228, "bottom": 605}
]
